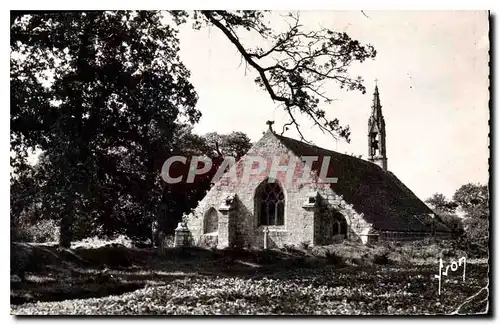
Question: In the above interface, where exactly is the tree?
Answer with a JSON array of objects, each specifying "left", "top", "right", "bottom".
[
  {"left": 157, "top": 124, "right": 210, "bottom": 234},
  {"left": 452, "top": 183, "right": 489, "bottom": 216},
  {"left": 425, "top": 193, "right": 458, "bottom": 213},
  {"left": 425, "top": 193, "right": 463, "bottom": 237},
  {"left": 452, "top": 183, "right": 489, "bottom": 242},
  {"left": 11, "top": 11, "right": 199, "bottom": 246},
  {"left": 204, "top": 132, "right": 252, "bottom": 160}
]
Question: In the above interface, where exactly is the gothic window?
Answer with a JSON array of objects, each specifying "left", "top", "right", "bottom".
[
  {"left": 332, "top": 212, "right": 347, "bottom": 236},
  {"left": 256, "top": 180, "right": 285, "bottom": 226},
  {"left": 204, "top": 208, "right": 218, "bottom": 234}
]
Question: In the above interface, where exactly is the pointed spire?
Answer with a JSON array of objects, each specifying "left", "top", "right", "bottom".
[
  {"left": 371, "top": 81, "right": 383, "bottom": 119},
  {"left": 368, "top": 79, "right": 387, "bottom": 170}
]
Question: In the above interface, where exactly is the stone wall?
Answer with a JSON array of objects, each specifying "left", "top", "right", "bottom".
[{"left": 379, "top": 230, "right": 453, "bottom": 242}]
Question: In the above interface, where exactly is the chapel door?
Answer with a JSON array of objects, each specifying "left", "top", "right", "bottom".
[{"left": 331, "top": 212, "right": 347, "bottom": 239}]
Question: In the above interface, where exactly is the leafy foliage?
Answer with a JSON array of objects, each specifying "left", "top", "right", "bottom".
[
  {"left": 425, "top": 193, "right": 458, "bottom": 213},
  {"left": 12, "top": 219, "right": 60, "bottom": 243},
  {"left": 203, "top": 132, "right": 252, "bottom": 160},
  {"left": 435, "top": 211, "right": 465, "bottom": 237},
  {"left": 452, "top": 183, "right": 489, "bottom": 242},
  {"left": 452, "top": 183, "right": 489, "bottom": 217}
]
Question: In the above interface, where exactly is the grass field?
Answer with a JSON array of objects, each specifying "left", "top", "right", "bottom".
[{"left": 10, "top": 240, "right": 489, "bottom": 315}]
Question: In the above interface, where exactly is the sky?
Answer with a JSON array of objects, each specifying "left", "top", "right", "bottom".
[{"left": 176, "top": 10, "right": 490, "bottom": 201}]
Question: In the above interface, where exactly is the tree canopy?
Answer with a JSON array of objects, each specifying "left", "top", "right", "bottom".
[
  {"left": 425, "top": 193, "right": 458, "bottom": 213},
  {"left": 11, "top": 11, "right": 200, "bottom": 244},
  {"left": 453, "top": 183, "right": 489, "bottom": 242}
]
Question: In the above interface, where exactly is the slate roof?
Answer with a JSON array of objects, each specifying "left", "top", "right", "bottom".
[{"left": 274, "top": 133, "right": 451, "bottom": 233}]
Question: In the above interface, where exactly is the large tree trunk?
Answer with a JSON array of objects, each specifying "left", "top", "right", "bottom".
[
  {"left": 59, "top": 201, "right": 73, "bottom": 248},
  {"left": 58, "top": 18, "right": 94, "bottom": 249},
  {"left": 59, "top": 218, "right": 72, "bottom": 248}
]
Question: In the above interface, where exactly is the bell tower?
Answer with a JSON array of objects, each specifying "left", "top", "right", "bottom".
[{"left": 368, "top": 81, "right": 388, "bottom": 170}]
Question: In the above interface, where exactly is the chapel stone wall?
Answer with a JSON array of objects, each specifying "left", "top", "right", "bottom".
[{"left": 185, "top": 131, "right": 378, "bottom": 248}]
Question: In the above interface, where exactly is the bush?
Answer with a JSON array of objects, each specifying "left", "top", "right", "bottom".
[
  {"left": 390, "top": 238, "right": 488, "bottom": 262},
  {"left": 373, "top": 251, "right": 390, "bottom": 265},
  {"left": 12, "top": 219, "right": 60, "bottom": 243},
  {"left": 325, "top": 250, "right": 345, "bottom": 266},
  {"left": 299, "top": 241, "right": 311, "bottom": 250},
  {"left": 395, "top": 239, "right": 438, "bottom": 260},
  {"left": 71, "top": 234, "right": 135, "bottom": 249},
  {"left": 164, "top": 235, "right": 175, "bottom": 248},
  {"left": 290, "top": 256, "right": 310, "bottom": 268},
  {"left": 31, "top": 219, "right": 60, "bottom": 242},
  {"left": 198, "top": 234, "right": 217, "bottom": 249},
  {"left": 282, "top": 243, "right": 296, "bottom": 253},
  {"left": 310, "top": 246, "right": 325, "bottom": 257},
  {"left": 311, "top": 246, "right": 345, "bottom": 266}
]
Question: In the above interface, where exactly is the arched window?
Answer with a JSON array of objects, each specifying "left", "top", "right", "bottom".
[
  {"left": 332, "top": 212, "right": 347, "bottom": 236},
  {"left": 256, "top": 179, "right": 285, "bottom": 226},
  {"left": 204, "top": 208, "right": 218, "bottom": 234}
]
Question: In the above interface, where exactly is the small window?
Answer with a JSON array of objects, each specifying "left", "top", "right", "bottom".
[
  {"left": 256, "top": 180, "right": 285, "bottom": 226},
  {"left": 332, "top": 212, "right": 347, "bottom": 236},
  {"left": 204, "top": 208, "right": 218, "bottom": 234}
]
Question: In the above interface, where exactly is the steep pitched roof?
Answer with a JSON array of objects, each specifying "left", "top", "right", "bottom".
[{"left": 273, "top": 133, "right": 450, "bottom": 233}]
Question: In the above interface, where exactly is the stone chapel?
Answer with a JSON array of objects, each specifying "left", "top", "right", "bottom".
[{"left": 182, "top": 85, "right": 452, "bottom": 248}]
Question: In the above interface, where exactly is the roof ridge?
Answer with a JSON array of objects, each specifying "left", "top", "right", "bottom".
[
  {"left": 275, "top": 133, "right": 348, "bottom": 157},
  {"left": 274, "top": 133, "right": 378, "bottom": 168}
]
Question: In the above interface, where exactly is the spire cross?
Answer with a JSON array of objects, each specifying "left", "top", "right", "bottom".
[{"left": 374, "top": 78, "right": 379, "bottom": 86}]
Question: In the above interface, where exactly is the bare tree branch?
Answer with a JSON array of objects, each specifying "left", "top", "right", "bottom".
[{"left": 199, "top": 10, "right": 376, "bottom": 143}]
